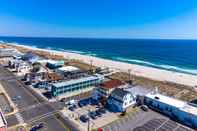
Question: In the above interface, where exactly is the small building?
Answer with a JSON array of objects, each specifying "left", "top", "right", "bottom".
[
  {"left": 22, "top": 52, "right": 40, "bottom": 63},
  {"left": 144, "top": 93, "right": 197, "bottom": 128},
  {"left": 34, "top": 72, "right": 63, "bottom": 89},
  {"left": 107, "top": 88, "right": 135, "bottom": 112},
  {"left": 8, "top": 59, "right": 31, "bottom": 73},
  {"left": 46, "top": 60, "right": 64, "bottom": 69},
  {"left": 56, "top": 66, "right": 83, "bottom": 78},
  {"left": 55, "top": 66, "right": 85, "bottom": 78},
  {"left": 0, "top": 48, "right": 21, "bottom": 58},
  {"left": 24, "top": 72, "right": 45, "bottom": 83},
  {"left": 0, "top": 110, "right": 7, "bottom": 131},
  {"left": 92, "top": 79, "right": 123, "bottom": 100},
  {"left": 51, "top": 74, "right": 104, "bottom": 97}
]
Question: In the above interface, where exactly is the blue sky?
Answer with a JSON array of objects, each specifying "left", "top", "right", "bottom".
[{"left": 0, "top": 0, "right": 197, "bottom": 39}]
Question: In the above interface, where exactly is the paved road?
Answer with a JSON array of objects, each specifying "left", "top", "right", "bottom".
[{"left": 0, "top": 66, "right": 80, "bottom": 131}]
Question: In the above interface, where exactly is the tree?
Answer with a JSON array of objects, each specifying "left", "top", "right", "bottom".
[{"left": 32, "top": 62, "right": 41, "bottom": 72}]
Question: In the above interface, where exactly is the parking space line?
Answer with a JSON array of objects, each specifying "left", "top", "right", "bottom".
[{"left": 155, "top": 119, "right": 169, "bottom": 131}]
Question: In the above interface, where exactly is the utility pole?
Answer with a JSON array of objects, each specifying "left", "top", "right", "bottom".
[
  {"left": 128, "top": 69, "right": 132, "bottom": 84},
  {"left": 87, "top": 109, "right": 90, "bottom": 131},
  {"left": 90, "top": 59, "right": 93, "bottom": 74}
]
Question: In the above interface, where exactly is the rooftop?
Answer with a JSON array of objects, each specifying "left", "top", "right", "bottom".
[
  {"left": 52, "top": 75, "right": 102, "bottom": 88},
  {"left": 111, "top": 88, "right": 132, "bottom": 99},
  {"left": 100, "top": 79, "right": 123, "bottom": 89},
  {"left": 146, "top": 93, "right": 197, "bottom": 116},
  {"left": 57, "top": 66, "right": 80, "bottom": 72},
  {"left": 47, "top": 59, "right": 64, "bottom": 65},
  {"left": 44, "top": 72, "right": 63, "bottom": 81}
]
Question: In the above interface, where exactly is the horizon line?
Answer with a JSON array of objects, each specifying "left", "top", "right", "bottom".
[{"left": 0, "top": 35, "right": 197, "bottom": 41}]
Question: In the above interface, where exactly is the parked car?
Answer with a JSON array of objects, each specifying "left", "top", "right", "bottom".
[
  {"left": 141, "top": 105, "right": 149, "bottom": 111},
  {"left": 60, "top": 98, "right": 66, "bottom": 102},
  {"left": 98, "top": 108, "right": 106, "bottom": 114},
  {"left": 80, "top": 115, "right": 89, "bottom": 123},
  {"left": 95, "top": 110, "right": 102, "bottom": 117},
  {"left": 25, "top": 81, "right": 31, "bottom": 85},
  {"left": 89, "top": 111, "right": 97, "bottom": 119},
  {"left": 68, "top": 104, "right": 77, "bottom": 111},
  {"left": 30, "top": 123, "right": 44, "bottom": 131}
]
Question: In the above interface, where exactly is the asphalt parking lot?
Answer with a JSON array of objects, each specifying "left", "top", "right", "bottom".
[
  {"left": 133, "top": 118, "right": 193, "bottom": 131},
  {"left": 102, "top": 110, "right": 194, "bottom": 131}
]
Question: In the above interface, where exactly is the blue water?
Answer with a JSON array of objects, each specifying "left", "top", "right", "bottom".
[{"left": 0, "top": 36, "right": 197, "bottom": 75}]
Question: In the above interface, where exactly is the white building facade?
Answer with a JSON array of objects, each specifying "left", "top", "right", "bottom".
[{"left": 144, "top": 93, "right": 197, "bottom": 128}]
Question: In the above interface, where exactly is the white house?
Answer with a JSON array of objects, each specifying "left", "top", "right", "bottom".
[
  {"left": 145, "top": 93, "right": 197, "bottom": 128},
  {"left": 8, "top": 59, "right": 31, "bottom": 74},
  {"left": 107, "top": 88, "right": 135, "bottom": 112}
]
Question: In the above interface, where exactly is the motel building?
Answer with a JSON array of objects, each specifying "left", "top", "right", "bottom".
[
  {"left": 0, "top": 110, "right": 7, "bottom": 131},
  {"left": 51, "top": 74, "right": 104, "bottom": 97},
  {"left": 144, "top": 92, "right": 197, "bottom": 128},
  {"left": 107, "top": 88, "right": 136, "bottom": 112}
]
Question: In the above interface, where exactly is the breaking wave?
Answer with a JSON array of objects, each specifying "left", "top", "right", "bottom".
[{"left": 115, "top": 57, "right": 197, "bottom": 75}]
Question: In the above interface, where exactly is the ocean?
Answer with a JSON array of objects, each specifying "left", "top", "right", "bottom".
[{"left": 0, "top": 36, "right": 197, "bottom": 75}]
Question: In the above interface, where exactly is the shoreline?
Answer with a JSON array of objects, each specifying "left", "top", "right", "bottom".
[{"left": 2, "top": 42, "right": 197, "bottom": 87}]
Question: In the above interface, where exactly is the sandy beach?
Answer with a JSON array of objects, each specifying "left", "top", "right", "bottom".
[{"left": 2, "top": 43, "right": 197, "bottom": 87}]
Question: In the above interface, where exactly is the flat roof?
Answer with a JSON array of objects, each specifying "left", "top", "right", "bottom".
[
  {"left": 146, "top": 93, "right": 186, "bottom": 108},
  {"left": 47, "top": 60, "right": 64, "bottom": 65},
  {"left": 57, "top": 66, "right": 79, "bottom": 72},
  {"left": 0, "top": 111, "right": 6, "bottom": 127},
  {"left": 47, "top": 60, "right": 58, "bottom": 64},
  {"left": 52, "top": 75, "right": 101, "bottom": 88},
  {"left": 146, "top": 93, "right": 197, "bottom": 116}
]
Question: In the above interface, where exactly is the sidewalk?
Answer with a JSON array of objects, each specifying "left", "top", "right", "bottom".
[{"left": 0, "top": 83, "right": 18, "bottom": 116}]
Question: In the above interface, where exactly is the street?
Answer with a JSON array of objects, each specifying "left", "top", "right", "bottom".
[{"left": 0, "top": 66, "right": 80, "bottom": 131}]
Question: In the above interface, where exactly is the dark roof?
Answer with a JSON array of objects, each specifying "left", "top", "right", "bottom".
[
  {"left": 111, "top": 88, "right": 131, "bottom": 99},
  {"left": 22, "top": 52, "right": 39, "bottom": 60},
  {"left": 100, "top": 79, "right": 123, "bottom": 89}
]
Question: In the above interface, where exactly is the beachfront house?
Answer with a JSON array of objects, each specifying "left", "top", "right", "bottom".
[
  {"left": 35, "top": 72, "right": 63, "bottom": 89},
  {"left": 8, "top": 59, "right": 31, "bottom": 74},
  {"left": 144, "top": 93, "right": 197, "bottom": 128},
  {"left": 46, "top": 60, "right": 64, "bottom": 69},
  {"left": 0, "top": 110, "right": 7, "bottom": 131},
  {"left": 22, "top": 52, "right": 40, "bottom": 64},
  {"left": 107, "top": 88, "right": 135, "bottom": 112},
  {"left": 92, "top": 79, "right": 123, "bottom": 100},
  {"left": 55, "top": 66, "right": 85, "bottom": 79},
  {"left": 51, "top": 74, "right": 104, "bottom": 97}
]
